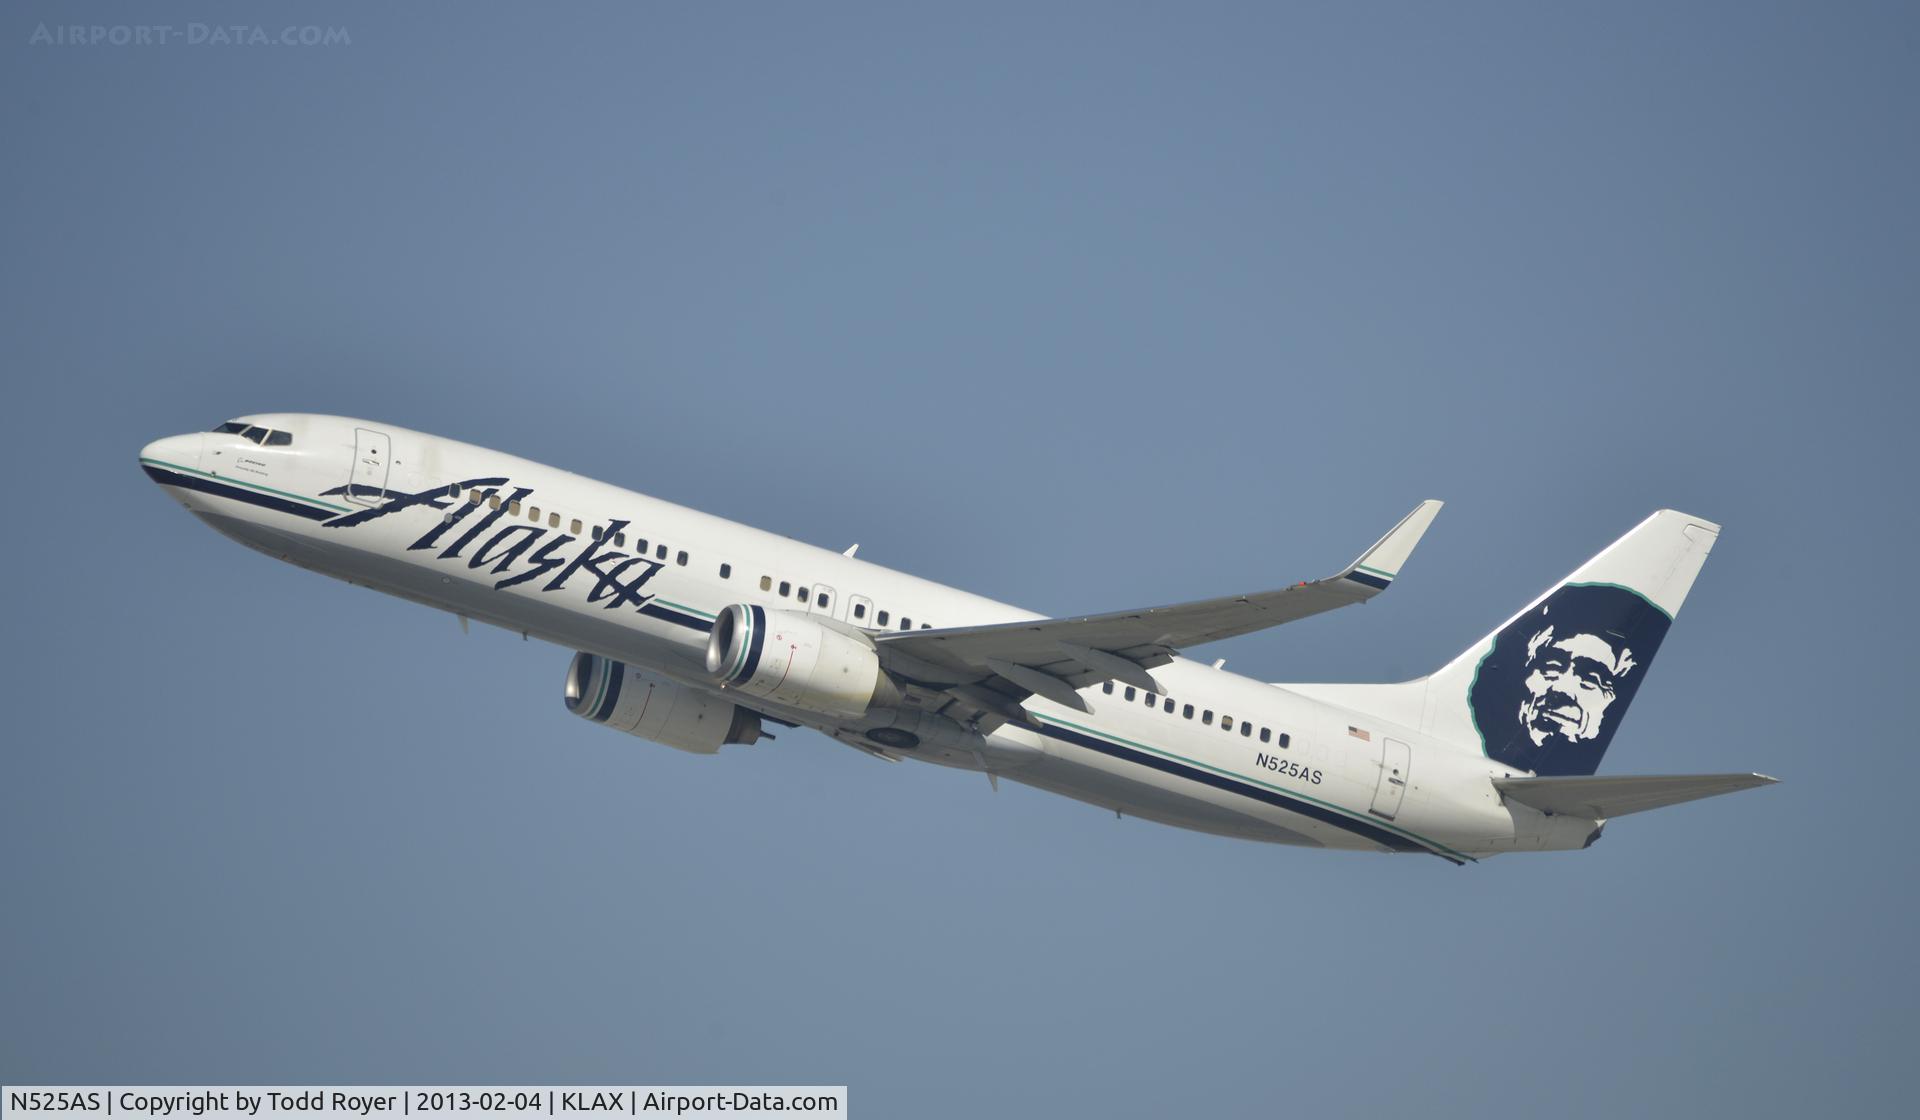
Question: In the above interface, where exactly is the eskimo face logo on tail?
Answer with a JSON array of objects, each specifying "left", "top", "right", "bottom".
[{"left": 1468, "top": 583, "right": 1671, "bottom": 776}]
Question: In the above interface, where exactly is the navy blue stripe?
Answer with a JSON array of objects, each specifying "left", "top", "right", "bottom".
[
  {"left": 1345, "top": 570, "right": 1391, "bottom": 591},
  {"left": 592, "top": 660, "right": 624, "bottom": 723},
  {"left": 742, "top": 605, "right": 767, "bottom": 682},
  {"left": 640, "top": 603, "right": 714, "bottom": 633},
  {"left": 1034, "top": 720, "right": 1458, "bottom": 861},
  {"left": 144, "top": 465, "right": 333, "bottom": 522}
]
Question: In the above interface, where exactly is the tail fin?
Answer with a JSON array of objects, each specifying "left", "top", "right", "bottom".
[
  {"left": 1279, "top": 510, "right": 1720, "bottom": 775},
  {"left": 1423, "top": 509, "right": 1720, "bottom": 775}
]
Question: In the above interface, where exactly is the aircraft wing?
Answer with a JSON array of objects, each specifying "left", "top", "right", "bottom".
[
  {"left": 872, "top": 500, "right": 1441, "bottom": 726},
  {"left": 1494, "top": 772, "right": 1779, "bottom": 819}
]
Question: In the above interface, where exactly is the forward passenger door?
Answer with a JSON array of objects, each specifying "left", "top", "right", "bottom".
[{"left": 346, "top": 428, "right": 391, "bottom": 506}]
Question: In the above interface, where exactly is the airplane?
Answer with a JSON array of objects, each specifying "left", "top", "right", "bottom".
[{"left": 140, "top": 414, "right": 1775, "bottom": 864}]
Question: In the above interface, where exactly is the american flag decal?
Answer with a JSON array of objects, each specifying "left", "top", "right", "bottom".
[{"left": 1348, "top": 726, "right": 1371, "bottom": 741}]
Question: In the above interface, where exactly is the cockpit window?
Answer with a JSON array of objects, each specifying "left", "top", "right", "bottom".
[{"left": 210, "top": 420, "right": 292, "bottom": 446}]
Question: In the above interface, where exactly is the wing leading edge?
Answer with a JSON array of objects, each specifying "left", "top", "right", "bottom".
[{"left": 875, "top": 500, "right": 1442, "bottom": 726}]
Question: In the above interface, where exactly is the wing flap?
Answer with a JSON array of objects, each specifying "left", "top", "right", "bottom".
[{"left": 1495, "top": 772, "right": 1779, "bottom": 819}]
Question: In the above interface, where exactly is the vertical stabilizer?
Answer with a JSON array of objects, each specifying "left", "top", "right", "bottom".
[
  {"left": 1420, "top": 510, "right": 1719, "bottom": 775},
  {"left": 1279, "top": 510, "right": 1719, "bottom": 776}
]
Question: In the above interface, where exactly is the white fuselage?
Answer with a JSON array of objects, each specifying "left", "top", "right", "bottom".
[{"left": 142, "top": 414, "right": 1596, "bottom": 863}]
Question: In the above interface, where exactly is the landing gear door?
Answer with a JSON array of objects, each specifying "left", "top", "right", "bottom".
[
  {"left": 347, "top": 428, "right": 391, "bottom": 506},
  {"left": 1369, "top": 737, "right": 1411, "bottom": 820}
]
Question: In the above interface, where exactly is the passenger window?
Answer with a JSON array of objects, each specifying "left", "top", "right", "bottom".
[
  {"left": 797, "top": 587, "right": 809, "bottom": 601},
  {"left": 488, "top": 495, "right": 501, "bottom": 510},
  {"left": 853, "top": 603, "right": 866, "bottom": 619},
  {"left": 615, "top": 533, "right": 626, "bottom": 547},
  {"left": 779, "top": 581, "right": 792, "bottom": 597},
  {"left": 900, "top": 618, "right": 912, "bottom": 630},
  {"left": 1202, "top": 710, "right": 1214, "bottom": 725},
  {"left": 591, "top": 525, "right": 602, "bottom": 539},
  {"left": 921, "top": 623, "right": 931, "bottom": 629},
  {"left": 760, "top": 576, "right": 772, "bottom": 591},
  {"left": 470, "top": 491, "right": 484, "bottom": 505},
  {"left": 1145, "top": 693, "right": 1156, "bottom": 706},
  {"left": 1279, "top": 733, "right": 1291, "bottom": 749},
  {"left": 678, "top": 551, "right": 689, "bottom": 566},
  {"left": 508, "top": 500, "right": 522, "bottom": 515},
  {"left": 1241, "top": 723, "right": 1253, "bottom": 737},
  {"left": 636, "top": 540, "right": 649, "bottom": 554},
  {"left": 816, "top": 592, "right": 828, "bottom": 608},
  {"left": 1163, "top": 698, "right": 1175, "bottom": 713},
  {"left": 266, "top": 430, "right": 292, "bottom": 446},
  {"left": 1222, "top": 716, "right": 1233, "bottom": 732},
  {"left": 656, "top": 545, "right": 667, "bottom": 560},
  {"left": 1259, "top": 727, "right": 1271, "bottom": 743},
  {"left": 1124, "top": 687, "right": 1136, "bottom": 701},
  {"left": 721, "top": 564, "right": 732, "bottom": 579},
  {"left": 1183, "top": 704, "right": 1194, "bottom": 719},
  {"left": 877, "top": 611, "right": 890, "bottom": 626},
  {"left": 570, "top": 519, "right": 583, "bottom": 535},
  {"left": 528, "top": 506, "right": 540, "bottom": 521},
  {"left": 1102, "top": 682, "right": 1114, "bottom": 694},
  {"left": 549, "top": 512, "right": 560, "bottom": 528}
]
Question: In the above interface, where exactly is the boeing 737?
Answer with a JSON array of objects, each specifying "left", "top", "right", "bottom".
[{"left": 140, "top": 415, "right": 1774, "bottom": 863}]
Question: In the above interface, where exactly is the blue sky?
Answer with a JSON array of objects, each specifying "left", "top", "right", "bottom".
[{"left": 3, "top": 3, "right": 1914, "bottom": 1115}]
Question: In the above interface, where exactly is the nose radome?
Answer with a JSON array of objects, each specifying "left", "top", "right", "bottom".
[{"left": 140, "top": 433, "right": 202, "bottom": 473}]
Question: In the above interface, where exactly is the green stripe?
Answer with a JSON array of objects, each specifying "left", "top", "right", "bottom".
[
  {"left": 1354, "top": 564, "right": 1396, "bottom": 579},
  {"left": 141, "top": 457, "right": 352, "bottom": 513},
  {"left": 656, "top": 599, "right": 716, "bottom": 621},
  {"left": 1038, "top": 714, "right": 1472, "bottom": 862}
]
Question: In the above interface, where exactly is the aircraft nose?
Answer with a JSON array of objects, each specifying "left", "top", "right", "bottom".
[{"left": 140, "top": 432, "right": 203, "bottom": 475}]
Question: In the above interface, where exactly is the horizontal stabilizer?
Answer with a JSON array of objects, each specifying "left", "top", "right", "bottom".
[{"left": 1494, "top": 772, "right": 1778, "bottom": 819}]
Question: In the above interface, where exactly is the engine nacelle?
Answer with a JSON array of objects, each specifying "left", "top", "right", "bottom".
[
  {"left": 705, "top": 604, "right": 886, "bottom": 719},
  {"left": 565, "top": 653, "right": 763, "bottom": 754}
]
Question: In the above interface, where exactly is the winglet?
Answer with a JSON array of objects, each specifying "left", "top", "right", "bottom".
[{"left": 1343, "top": 500, "right": 1442, "bottom": 591}]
